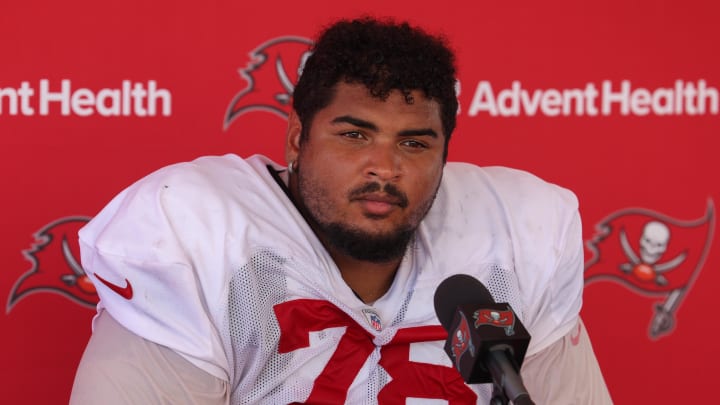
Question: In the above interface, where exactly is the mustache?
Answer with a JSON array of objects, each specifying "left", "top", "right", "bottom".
[{"left": 348, "top": 182, "right": 409, "bottom": 208}]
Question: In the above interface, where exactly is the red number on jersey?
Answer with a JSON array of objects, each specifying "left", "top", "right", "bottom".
[{"left": 274, "top": 299, "right": 477, "bottom": 404}]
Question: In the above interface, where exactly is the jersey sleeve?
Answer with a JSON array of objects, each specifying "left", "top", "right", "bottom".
[
  {"left": 531, "top": 185, "right": 585, "bottom": 354},
  {"left": 79, "top": 159, "right": 235, "bottom": 381},
  {"left": 520, "top": 174, "right": 585, "bottom": 355},
  {"left": 477, "top": 165, "right": 586, "bottom": 355}
]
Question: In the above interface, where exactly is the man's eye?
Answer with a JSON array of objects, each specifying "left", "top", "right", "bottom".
[
  {"left": 341, "top": 131, "right": 364, "bottom": 139},
  {"left": 401, "top": 140, "right": 427, "bottom": 148}
]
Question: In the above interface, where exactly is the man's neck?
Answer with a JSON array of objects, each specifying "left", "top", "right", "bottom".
[{"left": 328, "top": 249, "right": 402, "bottom": 304}]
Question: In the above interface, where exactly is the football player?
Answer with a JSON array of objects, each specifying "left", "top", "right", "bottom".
[{"left": 71, "top": 17, "right": 612, "bottom": 404}]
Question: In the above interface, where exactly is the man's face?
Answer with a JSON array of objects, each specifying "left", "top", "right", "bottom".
[{"left": 286, "top": 82, "right": 446, "bottom": 263}]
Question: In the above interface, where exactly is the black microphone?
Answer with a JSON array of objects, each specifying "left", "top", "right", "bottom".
[{"left": 433, "top": 274, "right": 534, "bottom": 405}]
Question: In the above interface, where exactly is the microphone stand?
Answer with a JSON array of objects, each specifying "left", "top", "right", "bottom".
[
  {"left": 491, "top": 383, "right": 509, "bottom": 405},
  {"left": 491, "top": 385, "right": 535, "bottom": 405},
  {"left": 486, "top": 346, "right": 536, "bottom": 405}
]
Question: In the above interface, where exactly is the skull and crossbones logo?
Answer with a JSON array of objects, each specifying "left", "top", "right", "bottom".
[
  {"left": 619, "top": 221, "right": 687, "bottom": 286},
  {"left": 485, "top": 311, "right": 505, "bottom": 324}
]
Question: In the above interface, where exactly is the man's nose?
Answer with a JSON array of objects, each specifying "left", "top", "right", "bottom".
[{"left": 365, "top": 142, "right": 402, "bottom": 181}]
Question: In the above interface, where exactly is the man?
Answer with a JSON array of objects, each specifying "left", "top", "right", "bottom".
[{"left": 71, "top": 17, "right": 612, "bottom": 404}]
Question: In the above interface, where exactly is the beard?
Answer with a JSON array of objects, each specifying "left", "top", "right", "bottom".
[
  {"left": 297, "top": 174, "right": 437, "bottom": 263},
  {"left": 320, "top": 219, "right": 416, "bottom": 263}
]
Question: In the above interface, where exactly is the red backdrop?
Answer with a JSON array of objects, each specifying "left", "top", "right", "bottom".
[{"left": 2, "top": 1, "right": 718, "bottom": 403}]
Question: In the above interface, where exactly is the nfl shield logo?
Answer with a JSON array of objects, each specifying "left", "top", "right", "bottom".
[{"left": 362, "top": 308, "right": 383, "bottom": 332}]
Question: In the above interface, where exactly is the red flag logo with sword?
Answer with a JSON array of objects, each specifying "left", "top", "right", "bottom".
[{"left": 584, "top": 200, "right": 714, "bottom": 339}]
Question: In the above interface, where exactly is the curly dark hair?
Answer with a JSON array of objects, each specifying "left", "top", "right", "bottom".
[{"left": 292, "top": 17, "right": 458, "bottom": 159}]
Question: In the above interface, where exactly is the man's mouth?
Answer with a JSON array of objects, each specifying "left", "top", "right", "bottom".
[
  {"left": 354, "top": 193, "right": 402, "bottom": 216},
  {"left": 349, "top": 182, "right": 409, "bottom": 211}
]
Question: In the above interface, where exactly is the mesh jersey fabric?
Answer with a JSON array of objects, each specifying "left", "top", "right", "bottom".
[{"left": 79, "top": 154, "right": 584, "bottom": 404}]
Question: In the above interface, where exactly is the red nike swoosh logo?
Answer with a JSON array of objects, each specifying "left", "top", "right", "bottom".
[
  {"left": 570, "top": 322, "right": 582, "bottom": 346},
  {"left": 94, "top": 273, "right": 133, "bottom": 300}
]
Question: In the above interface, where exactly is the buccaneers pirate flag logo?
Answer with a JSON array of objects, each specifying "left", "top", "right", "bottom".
[
  {"left": 473, "top": 307, "right": 516, "bottom": 336},
  {"left": 224, "top": 36, "right": 313, "bottom": 129},
  {"left": 7, "top": 217, "right": 97, "bottom": 311},
  {"left": 450, "top": 310, "right": 476, "bottom": 369},
  {"left": 584, "top": 200, "right": 715, "bottom": 339}
]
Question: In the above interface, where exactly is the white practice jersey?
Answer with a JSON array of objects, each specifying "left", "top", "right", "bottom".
[{"left": 79, "top": 154, "right": 584, "bottom": 404}]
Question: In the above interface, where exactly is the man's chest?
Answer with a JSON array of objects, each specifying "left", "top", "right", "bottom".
[{"left": 229, "top": 297, "right": 481, "bottom": 404}]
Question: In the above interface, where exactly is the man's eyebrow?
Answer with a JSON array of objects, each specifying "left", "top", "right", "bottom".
[
  {"left": 331, "top": 115, "right": 438, "bottom": 138},
  {"left": 331, "top": 115, "right": 378, "bottom": 131},
  {"left": 398, "top": 128, "right": 438, "bottom": 138}
]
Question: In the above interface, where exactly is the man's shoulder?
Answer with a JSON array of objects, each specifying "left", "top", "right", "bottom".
[
  {"left": 80, "top": 154, "right": 296, "bottom": 256},
  {"left": 115, "top": 154, "right": 288, "bottom": 216},
  {"left": 441, "top": 162, "right": 578, "bottom": 209},
  {"left": 423, "top": 162, "right": 580, "bottom": 267},
  {"left": 135, "top": 154, "right": 276, "bottom": 194}
]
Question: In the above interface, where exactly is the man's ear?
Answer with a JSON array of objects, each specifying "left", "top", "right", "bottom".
[{"left": 285, "top": 109, "right": 302, "bottom": 165}]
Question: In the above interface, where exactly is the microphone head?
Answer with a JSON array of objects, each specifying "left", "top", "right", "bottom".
[
  {"left": 433, "top": 274, "right": 495, "bottom": 330},
  {"left": 434, "top": 274, "right": 531, "bottom": 385}
]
